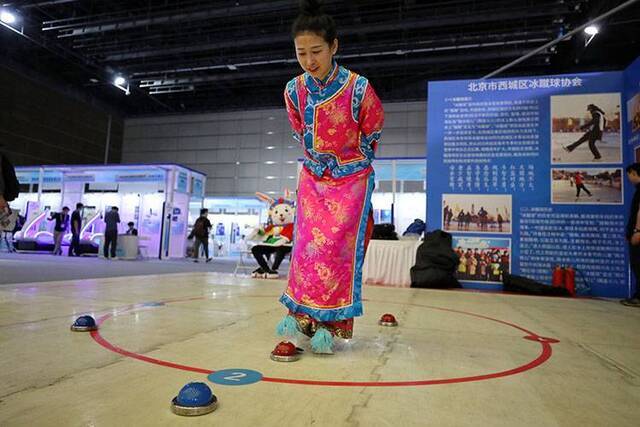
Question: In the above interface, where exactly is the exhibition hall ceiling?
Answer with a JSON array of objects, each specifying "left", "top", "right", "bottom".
[{"left": 1, "top": 0, "right": 639, "bottom": 115}]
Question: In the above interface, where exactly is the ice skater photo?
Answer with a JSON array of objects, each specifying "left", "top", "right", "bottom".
[
  {"left": 442, "top": 194, "right": 511, "bottom": 234},
  {"left": 551, "top": 168, "right": 622, "bottom": 204},
  {"left": 551, "top": 93, "right": 622, "bottom": 164},
  {"left": 627, "top": 92, "right": 640, "bottom": 134}
]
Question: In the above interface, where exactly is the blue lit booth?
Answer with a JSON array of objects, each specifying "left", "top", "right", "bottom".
[{"left": 12, "top": 164, "right": 205, "bottom": 259}]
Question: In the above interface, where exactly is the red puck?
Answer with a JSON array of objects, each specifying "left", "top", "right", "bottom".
[
  {"left": 379, "top": 313, "right": 398, "bottom": 327},
  {"left": 270, "top": 341, "right": 300, "bottom": 362}
]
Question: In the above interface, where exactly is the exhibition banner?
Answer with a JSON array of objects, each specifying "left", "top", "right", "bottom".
[
  {"left": 625, "top": 56, "right": 640, "bottom": 160},
  {"left": 427, "top": 71, "right": 628, "bottom": 297}
]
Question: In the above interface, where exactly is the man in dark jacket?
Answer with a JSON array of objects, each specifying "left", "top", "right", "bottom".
[
  {"left": 68, "top": 202, "right": 83, "bottom": 256},
  {"left": 623, "top": 163, "right": 640, "bottom": 307},
  {"left": 189, "top": 208, "right": 212, "bottom": 263},
  {"left": 103, "top": 206, "right": 120, "bottom": 259},
  {"left": 125, "top": 221, "right": 138, "bottom": 236},
  {"left": 48, "top": 206, "right": 70, "bottom": 255}
]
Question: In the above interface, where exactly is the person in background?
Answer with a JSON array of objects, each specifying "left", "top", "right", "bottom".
[
  {"left": 574, "top": 171, "right": 593, "bottom": 199},
  {"left": 125, "top": 221, "right": 138, "bottom": 236},
  {"left": 68, "top": 202, "right": 83, "bottom": 257},
  {"left": 48, "top": 206, "right": 70, "bottom": 255},
  {"left": 0, "top": 149, "right": 6, "bottom": 213},
  {"left": 0, "top": 203, "right": 17, "bottom": 253},
  {"left": 103, "top": 206, "right": 120, "bottom": 260},
  {"left": 623, "top": 163, "right": 640, "bottom": 307},
  {"left": 189, "top": 208, "right": 212, "bottom": 263}
]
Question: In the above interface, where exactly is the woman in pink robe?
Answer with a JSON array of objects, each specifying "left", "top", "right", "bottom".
[{"left": 276, "top": 0, "right": 384, "bottom": 354}]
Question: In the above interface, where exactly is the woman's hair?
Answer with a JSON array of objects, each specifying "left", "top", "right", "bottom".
[
  {"left": 291, "top": 0, "right": 337, "bottom": 45},
  {"left": 587, "top": 104, "right": 605, "bottom": 114},
  {"left": 626, "top": 163, "right": 640, "bottom": 174}
]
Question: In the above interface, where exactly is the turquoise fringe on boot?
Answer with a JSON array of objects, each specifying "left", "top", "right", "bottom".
[
  {"left": 310, "top": 327, "right": 333, "bottom": 354},
  {"left": 275, "top": 315, "right": 298, "bottom": 338}
]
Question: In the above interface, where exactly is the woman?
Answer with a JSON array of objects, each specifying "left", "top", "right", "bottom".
[
  {"left": 276, "top": 0, "right": 384, "bottom": 354},
  {"left": 563, "top": 104, "right": 606, "bottom": 160}
]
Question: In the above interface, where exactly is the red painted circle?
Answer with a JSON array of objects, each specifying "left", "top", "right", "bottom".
[{"left": 89, "top": 296, "right": 558, "bottom": 387}]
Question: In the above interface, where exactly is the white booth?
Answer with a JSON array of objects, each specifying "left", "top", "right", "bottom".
[{"left": 12, "top": 164, "right": 206, "bottom": 259}]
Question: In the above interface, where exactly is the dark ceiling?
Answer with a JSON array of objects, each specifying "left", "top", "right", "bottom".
[{"left": 1, "top": 0, "right": 639, "bottom": 116}]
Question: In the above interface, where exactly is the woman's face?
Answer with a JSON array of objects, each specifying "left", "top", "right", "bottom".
[{"left": 294, "top": 32, "right": 338, "bottom": 80}]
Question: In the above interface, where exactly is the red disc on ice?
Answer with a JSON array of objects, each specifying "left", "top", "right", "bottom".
[
  {"left": 270, "top": 341, "right": 300, "bottom": 362},
  {"left": 379, "top": 313, "right": 398, "bottom": 326}
]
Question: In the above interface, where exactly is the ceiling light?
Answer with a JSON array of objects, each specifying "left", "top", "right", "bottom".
[
  {"left": 0, "top": 10, "right": 16, "bottom": 25},
  {"left": 266, "top": 131, "right": 274, "bottom": 135},
  {"left": 227, "top": 64, "right": 237, "bottom": 71},
  {"left": 265, "top": 146, "right": 276, "bottom": 150},
  {"left": 113, "top": 75, "right": 130, "bottom": 95},
  {"left": 264, "top": 161, "right": 276, "bottom": 165},
  {"left": 584, "top": 25, "right": 599, "bottom": 36}
]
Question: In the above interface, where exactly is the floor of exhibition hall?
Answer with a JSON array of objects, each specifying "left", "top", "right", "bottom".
[{"left": 1, "top": 270, "right": 638, "bottom": 426}]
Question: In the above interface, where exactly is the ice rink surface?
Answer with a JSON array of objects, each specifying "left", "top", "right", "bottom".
[{"left": 1, "top": 273, "right": 639, "bottom": 426}]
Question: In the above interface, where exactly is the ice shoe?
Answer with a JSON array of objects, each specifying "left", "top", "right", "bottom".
[
  {"left": 251, "top": 268, "right": 265, "bottom": 278},
  {"left": 310, "top": 327, "right": 334, "bottom": 354},
  {"left": 264, "top": 269, "right": 279, "bottom": 279}
]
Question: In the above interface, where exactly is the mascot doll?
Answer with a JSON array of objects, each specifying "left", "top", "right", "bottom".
[{"left": 248, "top": 191, "right": 295, "bottom": 279}]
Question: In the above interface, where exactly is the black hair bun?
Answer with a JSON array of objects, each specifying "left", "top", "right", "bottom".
[{"left": 300, "top": 0, "right": 324, "bottom": 16}]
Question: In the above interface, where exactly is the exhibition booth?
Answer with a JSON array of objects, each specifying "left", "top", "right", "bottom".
[{"left": 11, "top": 164, "right": 206, "bottom": 259}]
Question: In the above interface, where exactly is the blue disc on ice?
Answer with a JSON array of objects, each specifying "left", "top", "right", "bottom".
[
  {"left": 74, "top": 315, "right": 96, "bottom": 327},
  {"left": 176, "top": 382, "right": 213, "bottom": 407}
]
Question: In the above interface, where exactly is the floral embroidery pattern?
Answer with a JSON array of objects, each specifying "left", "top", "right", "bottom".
[{"left": 281, "top": 64, "right": 383, "bottom": 322}]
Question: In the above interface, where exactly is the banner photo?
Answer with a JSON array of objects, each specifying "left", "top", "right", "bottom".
[
  {"left": 175, "top": 170, "right": 189, "bottom": 193},
  {"left": 427, "top": 72, "right": 628, "bottom": 297},
  {"left": 192, "top": 176, "right": 204, "bottom": 198},
  {"left": 625, "top": 56, "right": 640, "bottom": 159}
]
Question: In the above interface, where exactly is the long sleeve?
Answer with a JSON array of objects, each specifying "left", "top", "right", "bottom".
[
  {"left": 284, "top": 80, "right": 303, "bottom": 144},
  {"left": 358, "top": 84, "right": 384, "bottom": 152}
]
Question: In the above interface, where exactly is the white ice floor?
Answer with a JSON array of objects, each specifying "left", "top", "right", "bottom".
[
  {"left": 551, "top": 132, "right": 622, "bottom": 164},
  {"left": 1, "top": 272, "right": 639, "bottom": 426},
  {"left": 552, "top": 179, "right": 622, "bottom": 204}
]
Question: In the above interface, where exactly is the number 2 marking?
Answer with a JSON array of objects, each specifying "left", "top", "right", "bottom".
[{"left": 224, "top": 372, "right": 247, "bottom": 381}]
